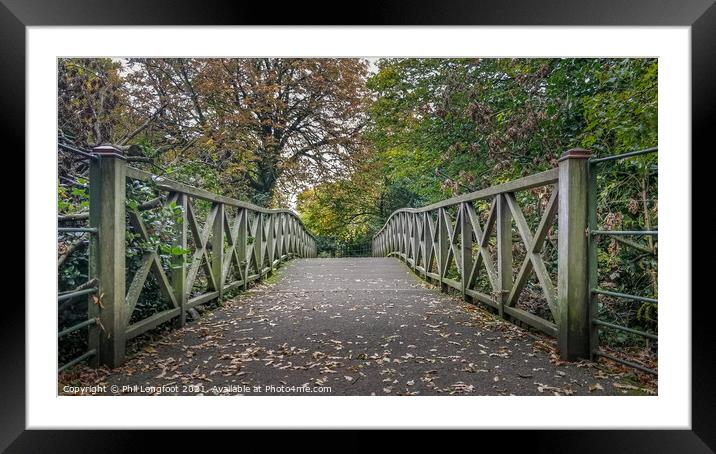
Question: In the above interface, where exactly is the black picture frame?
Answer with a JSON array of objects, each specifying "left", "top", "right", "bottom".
[{"left": 6, "top": 0, "right": 712, "bottom": 450}]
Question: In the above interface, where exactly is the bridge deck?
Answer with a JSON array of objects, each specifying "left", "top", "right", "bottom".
[{"left": 100, "top": 258, "right": 630, "bottom": 395}]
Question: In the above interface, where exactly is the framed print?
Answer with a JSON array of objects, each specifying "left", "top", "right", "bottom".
[{"left": 6, "top": 0, "right": 713, "bottom": 450}]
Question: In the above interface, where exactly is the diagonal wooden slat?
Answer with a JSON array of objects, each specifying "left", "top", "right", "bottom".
[
  {"left": 425, "top": 211, "right": 437, "bottom": 273},
  {"left": 464, "top": 200, "right": 498, "bottom": 291},
  {"left": 459, "top": 202, "right": 473, "bottom": 295},
  {"left": 125, "top": 204, "right": 180, "bottom": 320},
  {"left": 185, "top": 200, "right": 218, "bottom": 296},
  {"left": 442, "top": 207, "right": 463, "bottom": 275},
  {"left": 504, "top": 192, "right": 558, "bottom": 316},
  {"left": 125, "top": 252, "right": 154, "bottom": 321},
  {"left": 531, "top": 186, "right": 559, "bottom": 254},
  {"left": 248, "top": 212, "right": 262, "bottom": 274},
  {"left": 150, "top": 253, "right": 179, "bottom": 309},
  {"left": 438, "top": 208, "right": 450, "bottom": 278},
  {"left": 222, "top": 208, "right": 244, "bottom": 284}
]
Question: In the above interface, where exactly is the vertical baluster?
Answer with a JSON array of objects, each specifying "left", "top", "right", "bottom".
[
  {"left": 438, "top": 207, "right": 449, "bottom": 292},
  {"left": 255, "top": 213, "right": 263, "bottom": 280},
  {"left": 266, "top": 213, "right": 275, "bottom": 275},
  {"left": 460, "top": 203, "right": 473, "bottom": 301},
  {"left": 497, "top": 194, "right": 512, "bottom": 318},
  {"left": 212, "top": 202, "right": 225, "bottom": 301},
  {"left": 238, "top": 208, "right": 248, "bottom": 290},
  {"left": 422, "top": 212, "right": 429, "bottom": 279},
  {"left": 412, "top": 213, "right": 419, "bottom": 270},
  {"left": 171, "top": 192, "right": 187, "bottom": 326}
]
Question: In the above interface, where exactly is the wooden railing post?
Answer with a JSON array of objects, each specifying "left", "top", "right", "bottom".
[
  {"left": 557, "top": 148, "right": 592, "bottom": 360},
  {"left": 267, "top": 213, "right": 275, "bottom": 272},
  {"left": 412, "top": 213, "right": 419, "bottom": 269},
  {"left": 438, "top": 208, "right": 449, "bottom": 292},
  {"left": 211, "top": 202, "right": 225, "bottom": 301},
  {"left": 255, "top": 213, "right": 264, "bottom": 278},
  {"left": 171, "top": 192, "right": 187, "bottom": 327},
  {"left": 89, "top": 145, "right": 126, "bottom": 368},
  {"left": 238, "top": 209, "right": 248, "bottom": 290},
  {"left": 460, "top": 203, "right": 473, "bottom": 300},
  {"left": 496, "top": 194, "right": 512, "bottom": 318},
  {"left": 422, "top": 212, "right": 429, "bottom": 278}
]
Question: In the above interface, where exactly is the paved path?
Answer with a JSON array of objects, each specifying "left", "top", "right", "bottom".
[{"left": 98, "top": 258, "right": 639, "bottom": 396}]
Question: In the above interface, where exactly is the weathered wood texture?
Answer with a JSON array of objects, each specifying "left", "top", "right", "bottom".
[
  {"left": 86, "top": 145, "right": 316, "bottom": 367},
  {"left": 89, "top": 147, "right": 127, "bottom": 368},
  {"left": 557, "top": 149, "right": 591, "bottom": 360},
  {"left": 373, "top": 150, "right": 592, "bottom": 360}
]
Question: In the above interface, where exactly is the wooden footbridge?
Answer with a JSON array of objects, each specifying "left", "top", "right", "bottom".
[{"left": 58, "top": 144, "right": 658, "bottom": 379}]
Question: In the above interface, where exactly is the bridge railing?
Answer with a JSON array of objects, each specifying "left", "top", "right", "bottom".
[
  {"left": 588, "top": 147, "right": 658, "bottom": 374},
  {"left": 58, "top": 144, "right": 316, "bottom": 369},
  {"left": 373, "top": 149, "right": 597, "bottom": 361}
]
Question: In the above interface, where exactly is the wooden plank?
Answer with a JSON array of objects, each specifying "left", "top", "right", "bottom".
[
  {"left": 222, "top": 279, "right": 246, "bottom": 294},
  {"left": 266, "top": 213, "right": 275, "bottom": 271},
  {"left": 185, "top": 201, "right": 218, "bottom": 295},
  {"left": 255, "top": 214, "right": 264, "bottom": 275},
  {"left": 531, "top": 187, "right": 559, "bottom": 254},
  {"left": 504, "top": 306, "right": 558, "bottom": 337},
  {"left": 222, "top": 208, "right": 241, "bottom": 285},
  {"left": 438, "top": 208, "right": 450, "bottom": 289},
  {"left": 497, "top": 194, "right": 512, "bottom": 318},
  {"left": 412, "top": 213, "right": 420, "bottom": 270},
  {"left": 460, "top": 203, "right": 473, "bottom": 297},
  {"left": 464, "top": 288, "right": 499, "bottom": 308},
  {"left": 505, "top": 193, "right": 557, "bottom": 315},
  {"left": 557, "top": 150, "right": 591, "bottom": 360},
  {"left": 211, "top": 202, "right": 225, "bottom": 298},
  {"left": 124, "top": 252, "right": 154, "bottom": 324},
  {"left": 246, "top": 212, "right": 260, "bottom": 276},
  {"left": 448, "top": 208, "right": 462, "bottom": 275},
  {"left": 187, "top": 290, "right": 220, "bottom": 308},
  {"left": 506, "top": 255, "right": 534, "bottom": 307},
  {"left": 464, "top": 200, "right": 498, "bottom": 292},
  {"left": 372, "top": 168, "right": 558, "bottom": 238},
  {"left": 425, "top": 211, "right": 436, "bottom": 275},
  {"left": 443, "top": 278, "right": 461, "bottom": 291},
  {"left": 125, "top": 307, "right": 182, "bottom": 340},
  {"left": 89, "top": 149, "right": 127, "bottom": 367},
  {"left": 171, "top": 193, "right": 188, "bottom": 327},
  {"left": 151, "top": 253, "right": 179, "bottom": 309},
  {"left": 126, "top": 166, "right": 309, "bottom": 219}
]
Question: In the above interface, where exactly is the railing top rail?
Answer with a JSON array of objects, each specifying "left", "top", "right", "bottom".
[
  {"left": 126, "top": 166, "right": 315, "bottom": 240},
  {"left": 590, "top": 146, "right": 657, "bottom": 164},
  {"left": 373, "top": 167, "right": 558, "bottom": 239}
]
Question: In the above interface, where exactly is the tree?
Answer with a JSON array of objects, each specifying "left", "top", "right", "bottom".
[
  {"left": 296, "top": 154, "right": 382, "bottom": 245},
  {"left": 126, "top": 58, "right": 369, "bottom": 205},
  {"left": 365, "top": 58, "right": 657, "bottom": 203},
  {"left": 363, "top": 57, "right": 658, "bottom": 337}
]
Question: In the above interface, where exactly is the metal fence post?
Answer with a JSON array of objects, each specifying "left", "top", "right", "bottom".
[
  {"left": 557, "top": 148, "right": 592, "bottom": 360},
  {"left": 89, "top": 145, "right": 127, "bottom": 368}
]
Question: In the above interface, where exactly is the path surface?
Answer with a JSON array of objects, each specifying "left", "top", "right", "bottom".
[{"left": 98, "top": 258, "right": 634, "bottom": 396}]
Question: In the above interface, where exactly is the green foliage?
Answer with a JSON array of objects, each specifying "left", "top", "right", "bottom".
[
  {"left": 364, "top": 57, "right": 658, "bottom": 348},
  {"left": 57, "top": 178, "right": 89, "bottom": 214},
  {"left": 57, "top": 57, "right": 658, "bottom": 359}
]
